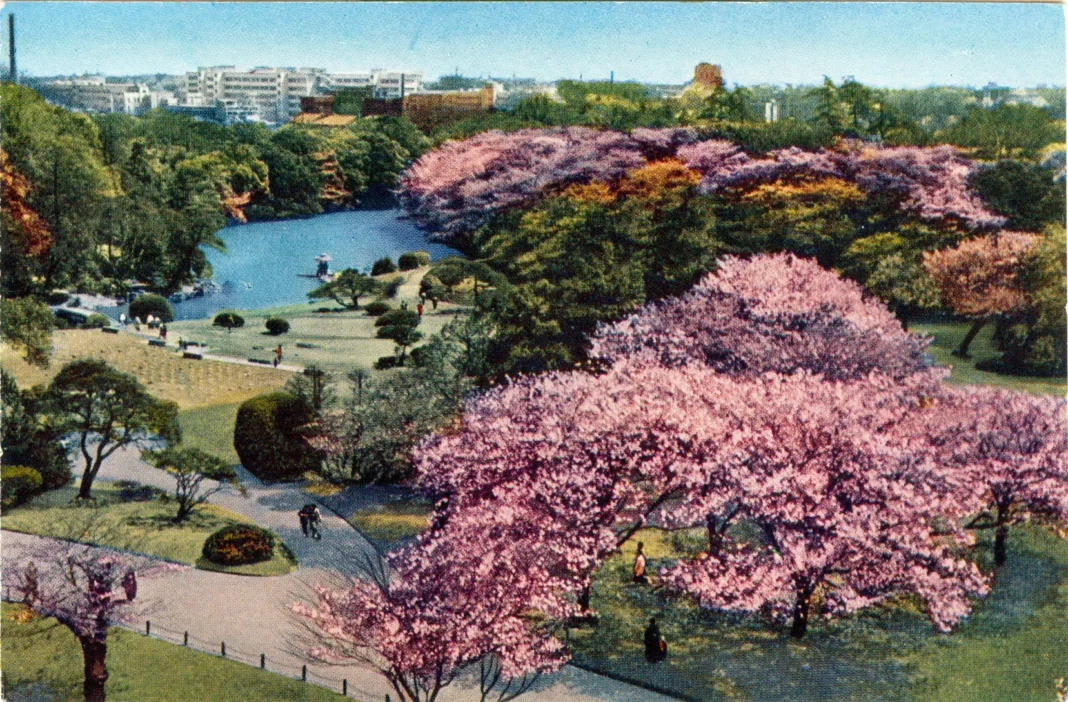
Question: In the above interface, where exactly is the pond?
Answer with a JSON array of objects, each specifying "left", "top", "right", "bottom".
[{"left": 113, "top": 210, "right": 456, "bottom": 321}]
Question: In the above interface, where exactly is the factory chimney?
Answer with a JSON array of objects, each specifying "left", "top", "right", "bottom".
[{"left": 8, "top": 14, "right": 15, "bottom": 84}]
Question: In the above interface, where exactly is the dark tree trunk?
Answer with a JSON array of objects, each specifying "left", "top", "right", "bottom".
[
  {"left": 994, "top": 524, "right": 1009, "bottom": 567},
  {"left": 790, "top": 588, "right": 811, "bottom": 639},
  {"left": 954, "top": 319, "right": 987, "bottom": 359},
  {"left": 78, "top": 470, "right": 96, "bottom": 500},
  {"left": 577, "top": 585, "right": 591, "bottom": 613},
  {"left": 80, "top": 637, "right": 108, "bottom": 702},
  {"left": 706, "top": 514, "right": 723, "bottom": 553}
]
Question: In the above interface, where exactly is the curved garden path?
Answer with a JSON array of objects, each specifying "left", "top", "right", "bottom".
[{"left": 2, "top": 446, "right": 677, "bottom": 702}]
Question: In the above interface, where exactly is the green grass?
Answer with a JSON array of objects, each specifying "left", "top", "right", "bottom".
[
  {"left": 168, "top": 271, "right": 466, "bottom": 378},
  {"left": 913, "top": 321, "right": 1066, "bottom": 397},
  {"left": 2, "top": 484, "right": 296, "bottom": 576},
  {"left": 569, "top": 525, "right": 1068, "bottom": 702},
  {"left": 348, "top": 502, "right": 433, "bottom": 550},
  {"left": 1, "top": 604, "right": 345, "bottom": 701},
  {"left": 178, "top": 402, "right": 242, "bottom": 465}
]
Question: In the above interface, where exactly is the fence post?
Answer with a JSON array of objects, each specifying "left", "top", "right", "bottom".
[
  {"left": 302, "top": 664, "right": 307, "bottom": 682},
  {"left": 145, "top": 620, "right": 150, "bottom": 636},
  {"left": 183, "top": 632, "right": 189, "bottom": 646},
  {"left": 221, "top": 641, "right": 226, "bottom": 657},
  {"left": 260, "top": 653, "right": 266, "bottom": 669},
  {"left": 343, "top": 679, "right": 347, "bottom": 697}
]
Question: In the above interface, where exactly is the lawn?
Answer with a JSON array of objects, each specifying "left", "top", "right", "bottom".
[
  {"left": 568, "top": 525, "right": 1068, "bottom": 702},
  {"left": 347, "top": 500, "right": 434, "bottom": 551},
  {"left": 1, "top": 604, "right": 345, "bottom": 701},
  {"left": 0, "top": 329, "right": 292, "bottom": 409},
  {"left": 178, "top": 402, "right": 242, "bottom": 465},
  {"left": 168, "top": 268, "right": 467, "bottom": 378},
  {"left": 912, "top": 321, "right": 1066, "bottom": 397},
  {"left": 2, "top": 484, "right": 296, "bottom": 576}
]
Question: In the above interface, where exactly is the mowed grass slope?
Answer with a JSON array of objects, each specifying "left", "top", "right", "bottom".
[
  {"left": 0, "top": 329, "right": 292, "bottom": 409},
  {"left": 913, "top": 321, "right": 1066, "bottom": 397},
  {"left": 1, "top": 604, "right": 344, "bottom": 701}
]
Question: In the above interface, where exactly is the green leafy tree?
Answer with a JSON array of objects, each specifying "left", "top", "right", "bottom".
[
  {"left": 0, "top": 297, "right": 54, "bottom": 367},
  {"left": 971, "top": 159, "right": 1067, "bottom": 231},
  {"left": 378, "top": 324, "right": 424, "bottom": 363},
  {"left": 943, "top": 104, "right": 1064, "bottom": 160},
  {"left": 47, "top": 360, "right": 179, "bottom": 499},
  {"left": 147, "top": 447, "right": 237, "bottom": 523},
  {"left": 308, "top": 268, "right": 383, "bottom": 310}
]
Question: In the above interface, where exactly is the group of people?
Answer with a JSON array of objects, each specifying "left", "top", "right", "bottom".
[
  {"left": 298, "top": 503, "right": 323, "bottom": 539},
  {"left": 118, "top": 313, "right": 166, "bottom": 340},
  {"left": 633, "top": 542, "right": 668, "bottom": 663}
]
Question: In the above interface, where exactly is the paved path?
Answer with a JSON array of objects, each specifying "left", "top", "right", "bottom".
[{"left": 5, "top": 446, "right": 679, "bottom": 702}]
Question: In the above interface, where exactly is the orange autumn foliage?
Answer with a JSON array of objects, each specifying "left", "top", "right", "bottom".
[{"left": 1, "top": 150, "right": 52, "bottom": 258}]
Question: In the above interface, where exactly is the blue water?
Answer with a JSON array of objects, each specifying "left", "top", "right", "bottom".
[{"left": 117, "top": 210, "right": 455, "bottom": 321}]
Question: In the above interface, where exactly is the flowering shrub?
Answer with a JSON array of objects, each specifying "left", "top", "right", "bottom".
[{"left": 202, "top": 524, "right": 275, "bottom": 565}]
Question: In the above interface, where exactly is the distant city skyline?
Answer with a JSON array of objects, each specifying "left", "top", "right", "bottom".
[{"left": 3, "top": 2, "right": 1065, "bottom": 88}]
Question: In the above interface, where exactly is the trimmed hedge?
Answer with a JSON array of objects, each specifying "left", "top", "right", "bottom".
[
  {"left": 233, "top": 392, "right": 319, "bottom": 481},
  {"left": 83, "top": 314, "right": 111, "bottom": 329},
  {"left": 371, "top": 257, "right": 398, "bottom": 276},
  {"left": 374, "top": 309, "right": 419, "bottom": 329},
  {"left": 1, "top": 466, "right": 44, "bottom": 510},
  {"left": 398, "top": 251, "right": 431, "bottom": 271},
  {"left": 265, "top": 317, "right": 290, "bottom": 335},
  {"left": 373, "top": 355, "right": 401, "bottom": 370},
  {"left": 213, "top": 312, "right": 245, "bottom": 330},
  {"left": 364, "top": 301, "right": 391, "bottom": 317},
  {"left": 202, "top": 524, "right": 275, "bottom": 566},
  {"left": 129, "top": 294, "right": 174, "bottom": 323}
]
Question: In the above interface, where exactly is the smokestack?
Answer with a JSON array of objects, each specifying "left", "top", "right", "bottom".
[
  {"left": 610, "top": 71, "right": 614, "bottom": 84},
  {"left": 400, "top": 73, "right": 405, "bottom": 99},
  {"left": 8, "top": 14, "right": 15, "bottom": 84}
]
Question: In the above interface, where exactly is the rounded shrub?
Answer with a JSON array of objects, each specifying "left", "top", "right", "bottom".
[
  {"left": 373, "top": 355, "right": 401, "bottom": 370},
  {"left": 398, "top": 251, "right": 431, "bottom": 271},
  {"left": 82, "top": 314, "right": 111, "bottom": 329},
  {"left": 364, "top": 300, "right": 391, "bottom": 317},
  {"left": 371, "top": 257, "right": 398, "bottom": 276},
  {"left": 129, "top": 293, "right": 174, "bottom": 323},
  {"left": 47, "top": 291, "right": 70, "bottom": 305},
  {"left": 202, "top": 524, "right": 275, "bottom": 566},
  {"left": 213, "top": 312, "right": 245, "bottom": 330},
  {"left": 383, "top": 278, "right": 403, "bottom": 299},
  {"left": 265, "top": 317, "right": 290, "bottom": 336},
  {"left": 374, "top": 309, "right": 420, "bottom": 329},
  {"left": 233, "top": 392, "right": 319, "bottom": 481},
  {"left": 432, "top": 265, "right": 465, "bottom": 288},
  {"left": 1, "top": 466, "right": 44, "bottom": 510}
]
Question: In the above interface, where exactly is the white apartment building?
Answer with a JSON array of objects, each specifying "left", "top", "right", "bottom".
[
  {"left": 370, "top": 70, "right": 423, "bottom": 99},
  {"left": 184, "top": 66, "right": 326, "bottom": 122},
  {"left": 323, "top": 72, "right": 374, "bottom": 90}
]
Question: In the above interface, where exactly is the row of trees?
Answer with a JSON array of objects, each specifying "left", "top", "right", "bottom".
[
  {"left": 399, "top": 126, "right": 1065, "bottom": 377},
  {"left": 0, "top": 82, "right": 428, "bottom": 299},
  {"left": 297, "top": 256, "right": 1067, "bottom": 701}
]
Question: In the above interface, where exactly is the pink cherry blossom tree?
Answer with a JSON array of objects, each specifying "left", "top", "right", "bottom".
[
  {"left": 919, "top": 386, "right": 1068, "bottom": 566},
  {"left": 591, "top": 253, "right": 934, "bottom": 382},
  {"left": 922, "top": 231, "right": 1041, "bottom": 358},
  {"left": 657, "top": 370, "right": 989, "bottom": 639},
  {"left": 3, "top": 537, "right": 178, "bottom": 702}
]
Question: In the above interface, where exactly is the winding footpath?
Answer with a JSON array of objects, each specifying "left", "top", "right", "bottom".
[{"left": 2, "top": 446, "right": 677, "bottom": 702}]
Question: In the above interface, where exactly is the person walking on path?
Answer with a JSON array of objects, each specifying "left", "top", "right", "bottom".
[
  {"left": 417, "top": 302, "right": 424, "bottom": 317},
  {"left": 633, "top": 542, "right": 649, "bottom": 584},
  {"left": 298, "top": 507, "right": 310, "bottom": 537},
  {"left": 308, "top": 505, "right": 323, "bottom": 540},
  {"left": 275, "top": 345, "right": 283, "bottom": 368},
  {"left": 160, "top": 324, "right": 168, "bottom": 341},
  {"left": 644, "top": 618, "right": 667, "bottom": 663}
]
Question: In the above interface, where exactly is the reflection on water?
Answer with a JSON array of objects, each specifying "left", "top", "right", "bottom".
[{"left": 108, "top": 210, "right": 454, "bottom": 321}]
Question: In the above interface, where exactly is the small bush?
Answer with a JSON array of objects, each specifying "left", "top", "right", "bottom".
[
  {"left": 213, "top": 312, "right": 245, "bottom": 330},
  {"left": 82, "top": 314, "right": 111, "bottom": 329},
  {"left": 383, "top": 278, "right": 403, "bottom": 299},
  {"left": 373, "top": 355, "right": 401, "bottom": 370},
  {"left": 47, "top": 291, "right": 70, "bottom": 305},
  {"left": 374, "top": 309, "right": 419, "bottom": 328},
  {"left": 233, "top": 392, "right": 319, "bottom": 481},
  {"left": 432, "top": 265, "right": 465, "bottom": 288},
  {"left": 398, "top": 251, "right": 431, "bottom": 271},
  {"left": 1, "top": 466, "right": 44, "bottom": 510},
  {"left": 116, "top": 480, "right": 164, "bottom": 503},
  {"left": 364, "top": 301, "right": 391, "bottom": 317},
  {"left": 53, "top": 316, "right": 72, "bottom": 330},
  {"left": 371, "top": 257, "right": 398, "bottom": 276},
  {"left": 129, "top": 293, "right": 174, "bottom": 323},
  {"left": 265, "top": 317, "right": 290, "bottom": 335},
  {"left": 202, "top": 524, "right": 275, "bottom": 566}
]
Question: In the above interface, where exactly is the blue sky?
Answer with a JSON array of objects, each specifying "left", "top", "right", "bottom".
[{"left": 3, "top": 2, "right": 1064, "bottom": 88}]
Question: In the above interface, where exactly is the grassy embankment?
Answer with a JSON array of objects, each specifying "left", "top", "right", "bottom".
[
  {"left": 913, "top": 321, "right": 1066, "bottom": 397},
  {"left": 2, "top": 483, "right": 296, "bottom": 576},
  {"left": 1, "top": 604, "right": 345, "bottom": 701}
]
